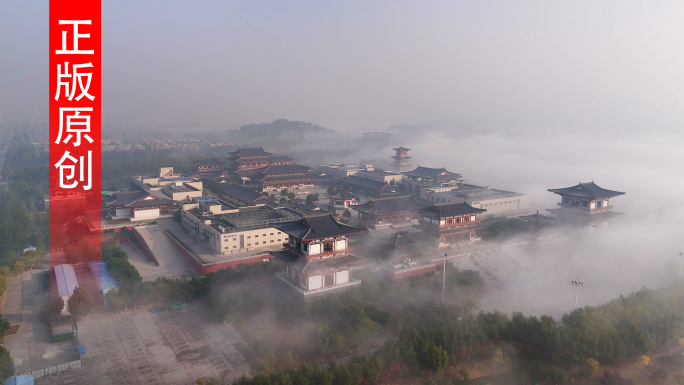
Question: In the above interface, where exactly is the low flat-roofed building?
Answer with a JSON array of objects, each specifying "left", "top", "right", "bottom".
[
  {"left": 318, "top": 164, "right": 373, "bottom": 179},
  {"left": 88, "top": 261, "right": 118, "bottom": 296},
  {"left": 421, "top": 182, "right": 529, "bottom": 215},
  {"left": 53, "top": 264, "right": 78, "bottom": 314},
  {"left": 133, "top": 167, "right": 204, "bottom": 201},
  {"left": 354, "top": 169, "right": 403, "bottom": 184},
  {"left": 181, "top": 196, "right": 299, "bottom": 255}
]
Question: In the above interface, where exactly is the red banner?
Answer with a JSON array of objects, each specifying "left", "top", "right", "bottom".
[{"left": 49, "top": 1, "right": 101, "bottom": 268}]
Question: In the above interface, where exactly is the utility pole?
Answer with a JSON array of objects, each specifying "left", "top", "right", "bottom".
[
  {"left": 572, "top": 280, "right": 583, "bottom": 310},
  {"left": 679, "top": 252, "right": 683, "bottom": 278},
  {"left": 442, "top": 253, "right": 448, "bottom": 303}
]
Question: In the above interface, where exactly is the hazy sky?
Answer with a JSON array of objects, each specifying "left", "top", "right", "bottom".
[{"left": 3, "top": 1, "right": 684, "bottom": 133}]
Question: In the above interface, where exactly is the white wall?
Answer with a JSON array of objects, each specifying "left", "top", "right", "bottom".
[
  {"left": 309, "top": 242, "right": 321, "bottom": 255},
  {"left": 335, "top": 239, "right": 347, "bottom": 251},
  {"left": 115, "top": 208, "right": 131, "bottom": 218},
  {"left": 336, "top": 270, "right": 349, "bottom": 285},
  {"left": 308, "top": 275, "right": 322, "bottom": 290},
  {"left": 134, "top": 208, "right": 160, "bottom": 220}
]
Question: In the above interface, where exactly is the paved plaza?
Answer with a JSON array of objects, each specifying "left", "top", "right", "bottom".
[{"left": 33, "top": 308, "right": 251, "bottom": 385}]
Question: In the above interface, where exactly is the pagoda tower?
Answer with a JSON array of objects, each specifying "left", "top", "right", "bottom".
[{"left": 391, "top": 141, "right": 412, "bottom": 173}]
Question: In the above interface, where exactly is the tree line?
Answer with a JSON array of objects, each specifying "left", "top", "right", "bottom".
[{"left": 216, "top": 281, "right": 684, "bottom": 385}]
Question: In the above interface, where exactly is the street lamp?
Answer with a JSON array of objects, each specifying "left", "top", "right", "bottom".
[
  {"left": 442, "top": 253, "right": 448, "bottom": 303},
  {"left": 572, "top": 280, "right": 583, "bottom": 310}
]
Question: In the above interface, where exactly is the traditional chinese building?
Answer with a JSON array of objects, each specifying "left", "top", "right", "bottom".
[
  {"left": 106, "top": 190, "right": 175, "bottom": 221},
  {"left": 195, "top": 158, "right": 223, "bottom": 174},
  {"left": 518, "top": 210, "right": 556, "bottom": 238},
  {"left": 373, "top": 233, "right": 434, "bottom": 279},
  {"left": 252, "top": 164, "right": 315, "bottom": 190},
  {"left": 223, "top": 184, "right": 270, "bottom": 206},
  {"left": 228, "top": 147, "right": 273, "bottom": 170},
  {"left": 546, "top": 181, "right": 625, "bottom": 227},
  {"left": 338, "top": 176, "right": 396, "bottom": 197},
  {"left": 228, "top": 147, "right": 295, "bottom": 170},
  {"left": 390, "top": 142, "right": 412, "bottom": 173},
  {"left": 271, "top": 213, "right": 368, "bottom": 297},
  {"left": 350, "top": 195, "right": 427, "bottom": 228},
  {"left": 415, "top": 202, "right": 487, "bottom": 247},
  {"left": 402, "top": 166, "right": 463, "bottom": 196},
  {"left": 329, "top": 189, "right": 359, "bottom": 208}
]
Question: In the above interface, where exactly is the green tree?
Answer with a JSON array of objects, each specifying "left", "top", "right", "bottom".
[
  {"left": 453, "top": 368, "right": 470, "bottom": 385},
  {"left": 0, "top": 346, "right": 14, "bottom": 381},
  {"left": 280, "top": 189, "right": 289, "bottom": 197},
  {"left": 288, "top": 192, "right": 296, "bottom": 200},
  {"left": 306, "top": 194, "right": 316, "bottom": 206},
  {"left": 342, "top": 209, "right": 351, "bottom": 218},
  {"left": 0, "top": 316, "right": 9, "bottom": 338},
  {"left": 67, "top": 286, "right": 94, "bottom": 319},
  {"left": 280, "top": 198, "right": 287, "bottom": 204},
  {"left": 49, "top": 295, "right": 65, "bottom": 315},
  {"left": 493, "top": 347, "right": 504, "bottom": 367},
  {"left": 327, "top": 186, "right": 337, "bottom": 195},
  {"left": 327, "top": 204, "right": 337, "bottom": 216},
  {"left": 548, "top": 367, "right": 568, "bottom": 384}
]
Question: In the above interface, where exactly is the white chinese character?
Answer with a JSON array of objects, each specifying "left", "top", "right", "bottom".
[
  {"left": 54, "top": 150, "right": 92, "bottom": 190},
  {"left": 55, "top": 62, "right": 94, "bottom": 101},
  {"left": 56, "top": 20, "right": 94, "bottom": 55},
  {"left": 56, "top": 107, "right": 94, "bottom": 147}
]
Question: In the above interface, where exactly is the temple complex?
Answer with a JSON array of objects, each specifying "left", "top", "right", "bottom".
[
  {"left": 271, "top": 213, "right": 368, "bottom": 297},
  {"left": 415, "top": 202, "right": 487, "bottom": 247},
  {"left": 350, "top": 195, "right": 427, "bottom": 228},
  {"left": 547, "top": 181, "right": 625, "bottom": 227},
  {"left": 390, "top": 142, "right": 412, "bottom": 173},
  {"left": 228, "top": 147, "right": 314, "bottom": 189}
]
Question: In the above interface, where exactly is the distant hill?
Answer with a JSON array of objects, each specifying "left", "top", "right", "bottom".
[{"left": 227, "top": 119, "right": 337, "bottom": 146}]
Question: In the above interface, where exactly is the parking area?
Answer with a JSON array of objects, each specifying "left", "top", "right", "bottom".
[{"left": 34, "top": 307, "right": 251, "bottom": 385}]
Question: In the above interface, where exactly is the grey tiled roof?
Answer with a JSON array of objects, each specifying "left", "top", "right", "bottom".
[
  {"left": 271, "top": 213, "right": 367, "bottom": 241},
  {"left": 402, "top": 166, "right": 462, "bottom": 180},
  {"left": 350, "top": 195, "right": 426, "bottom": 215},
  {"left": 223, "top": 184, "right": 267, "bottom": 203},
  {"left": 548, "top": 182, "right": 625, "bottom": 199},
  {"left": 416, "top": 202, "right": 486, "bottom": 218}
]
